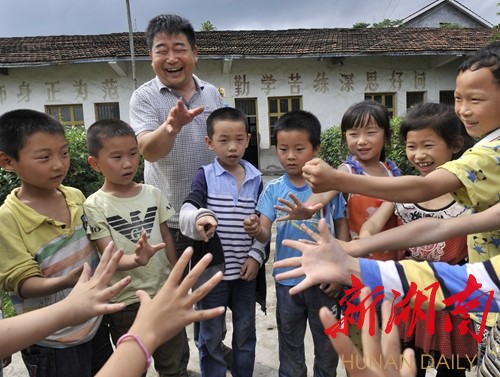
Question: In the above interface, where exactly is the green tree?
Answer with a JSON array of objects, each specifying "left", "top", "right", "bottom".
[
  {"left": 201, "top": 21, "right": 217, "bottom": 31},
  {"left": 352, "top": 22, "right": 371, "bottom": 29},
  {"left": 372, "top": 18, "right": 403, "bottom": 28}
]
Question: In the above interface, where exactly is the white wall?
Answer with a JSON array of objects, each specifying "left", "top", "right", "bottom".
[{"left": 0, "top": 54, "right": 461, "bottom": 171}]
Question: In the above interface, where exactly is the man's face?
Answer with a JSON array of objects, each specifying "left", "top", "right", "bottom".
[{"left": 150, "top": 32, "right": 198, "bottom": 93}]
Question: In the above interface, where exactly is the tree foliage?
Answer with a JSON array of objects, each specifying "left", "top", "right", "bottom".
[
  {"left": 352, "top": 22, "right": 370, "bottom": 29},
  {"left": 201, "top": 21, "right": 217, "bottom": 31},
  {"left": 372, "top": 18, "right": 403, "bottom": 28}
]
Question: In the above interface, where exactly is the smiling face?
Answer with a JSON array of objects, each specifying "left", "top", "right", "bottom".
[
  {"left": 455, "top": 67, "right": 500, "bottom": 138},
  {"left": 344, "top": 115, "right": 386, "bottom": 164},
  {"left": 405, "top": 128, "right": 459, "bottom": 177},
  {"left": 5, "top": 131, "right": 69, "bottom": 194},
  {"left": 88, "top": 135, "right": 140, "bottom": 192},
  {"left": 150, "top": 32, "right": 198, "bottom": 97},
  {"left": 205, "top": 120, "right": 250, "bottom": 173}
]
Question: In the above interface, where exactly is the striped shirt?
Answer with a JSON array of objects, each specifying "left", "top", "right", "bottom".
[
  {"left": 180, "top": 158, "right": 262, "bottom": 280},
  {"left": 0, "top": 185, "right": 100, "bottom": 348},
  {"left": 359, "top": 256, "right": 500, "bottom": 376}
]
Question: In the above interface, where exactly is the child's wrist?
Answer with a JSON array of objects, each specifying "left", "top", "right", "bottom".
[{"left": 117, "top": 333, "right": 152, "bottom": 371}]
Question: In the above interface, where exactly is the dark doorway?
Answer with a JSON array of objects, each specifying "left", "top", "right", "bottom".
[{"left": 235, "top": 98, "right": 259, "bottom": 169}]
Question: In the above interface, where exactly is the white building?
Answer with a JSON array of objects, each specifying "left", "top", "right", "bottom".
[{"left": 0, "top": 0, "right": 494, "bottom": 171}]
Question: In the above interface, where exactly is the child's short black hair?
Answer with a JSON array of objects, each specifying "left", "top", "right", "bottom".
[
  {"left": 206, "top": 107, "right": 249, "bottom": 138},
  {"left": 145, "top": 14, "right": 196, "bottom": 50},
  {"left": 86, "top": 119, "right": 136, "bottom": 157},
  {"left": 273, "top": 110, "right": 321, "bottom": 149},
  {"left": 458, "top": 41, "right": 500, "bottom": 85},
  {"left": 0, "top": 109, "right": 65, "bottom": 160}
]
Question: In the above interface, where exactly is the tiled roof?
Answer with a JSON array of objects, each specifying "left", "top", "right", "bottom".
[{"left": 0, "top": 28, "right": 493, "bottom": 67}]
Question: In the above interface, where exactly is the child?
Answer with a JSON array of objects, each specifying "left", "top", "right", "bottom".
[
  {"left": 83, "top": 119, "right": 183, "bottom": 376},
  {"left": 358, "top": 102, "right": 476, "bottom": 377},
  {"left": 0, "top": 109, "right": 111, "bottom": 376},
  {"left": 243, "top": 110, "right": 348, "bottom": 377},
  {"left": 302, "top": 42, "right": 500, "bottom": 366},
  {"left": 179, "top": 107, "right": 265, "bottom": 377},
  {"left": 337, "top": 100, "right": 403, "bottom": 261}
]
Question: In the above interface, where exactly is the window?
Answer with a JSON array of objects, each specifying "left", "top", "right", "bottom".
[
  {"left": 364, "top": 93, "right": 396, "bottom": 117},
  {"left": 406, "top": 92, "right": 425, "bottom": 110},
  {"left": 268, "top": 96, "right": 302, "bottom": 145},
  {"left": 439, "top": 91, "right": 455, "bottom": 106},
  {"left": 46, "top": 105, "right": 84, "bottom": 127},
  {"left": 95, "top": 102, "right": 120, "bottom": 120}
]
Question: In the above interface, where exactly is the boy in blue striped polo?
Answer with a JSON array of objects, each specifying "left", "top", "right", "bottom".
[{"left": 179, "top": 107, "right": 266, "bottom": 377}]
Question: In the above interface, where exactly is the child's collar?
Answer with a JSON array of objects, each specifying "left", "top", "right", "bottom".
[{"left": 475, "top": 128, "right": 500, "bottom": 147}]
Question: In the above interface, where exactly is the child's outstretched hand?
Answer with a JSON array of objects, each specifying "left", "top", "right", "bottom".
[
  {"left": 274, "top": 192, "right": 323, "bottom": 222},
  {"left": 321, "top": 288, "right": 416, "bottom": 377},
  {"left": 302, "top": 158, "right": 337, "bottom": 193},
  {"left": 196, "top": 215, "right": 218, "bottom": 242},
  {"left": 240, "top": 257, "right": 259, "bottom": 281},
  {"left": 243, "top": 214, "right": 261, "bottom": 238},
  {"left": 63, "top": 242, "right": 131, "bottom": 325},
  {"left": 134, "top": 231, "right": 166, "bottom": 266},
  {"left": 274, "top": 218, "right": 360, "bottom": 293},
  {"left": 166, "top": 100, "right": 204, "bottom": 136}
]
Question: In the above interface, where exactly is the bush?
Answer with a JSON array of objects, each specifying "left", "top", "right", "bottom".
[
  {"left": 0, "top": 126, "right": 144, "bottom": 204},
  {"left": 319, "top": 117, "right": 418, "bottom": 175}
]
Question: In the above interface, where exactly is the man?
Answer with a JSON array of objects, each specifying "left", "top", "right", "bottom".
[{"left": 129, "top": 14, "right": 228, "bottom": 375}]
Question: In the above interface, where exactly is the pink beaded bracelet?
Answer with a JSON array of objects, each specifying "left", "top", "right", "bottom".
[{"left": 117, "top": 333, "right": 152, "bottom": 371}]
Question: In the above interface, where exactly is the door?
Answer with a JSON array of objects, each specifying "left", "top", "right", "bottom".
[{"left": 235, "top": 98, "right": 259, "bottom": 169}]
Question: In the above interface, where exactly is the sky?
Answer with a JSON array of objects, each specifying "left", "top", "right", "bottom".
[{"left": 0, "top": 0, "right": 497, "bottom": 37}]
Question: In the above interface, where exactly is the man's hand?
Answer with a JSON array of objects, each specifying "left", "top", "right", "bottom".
[{"left": 165, "top": 99, "right": 204, "bottom": 136}]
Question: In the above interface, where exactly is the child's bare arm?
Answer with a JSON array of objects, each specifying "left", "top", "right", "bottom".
[
  {"left": 357, "top": 201, "right": 394, "bottom": 240},
  {"left": 19, "top": 266, "right": 84, "bottom": 298},
  {"left": 348, "top": 204, "right": 500, "bottom": 257},
  {"left": 160, "top": 223, "right": 177, "bottom": 266},
  {"left": 334, "top": 217, "right": 350, "bottom": 242},
  {"left": 303, "top": 158, "right": 463, "bottom": 203}
]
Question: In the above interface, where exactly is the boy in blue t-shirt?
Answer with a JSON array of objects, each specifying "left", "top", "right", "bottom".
[{"left": 244, "top": 110, "right": 348, "bottom": 377}]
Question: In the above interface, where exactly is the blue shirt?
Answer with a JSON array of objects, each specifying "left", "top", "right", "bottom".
[{"left": 257, "top": 174, "right": 346, "bottom": 286}]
